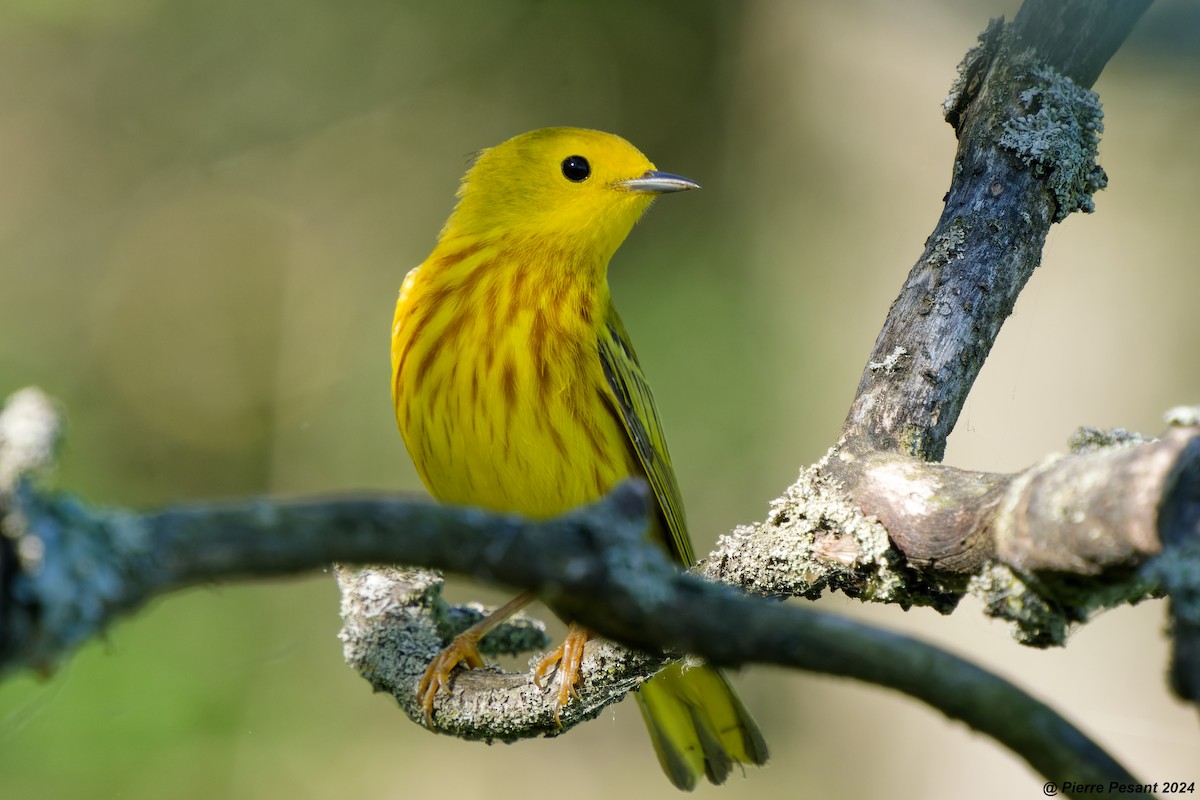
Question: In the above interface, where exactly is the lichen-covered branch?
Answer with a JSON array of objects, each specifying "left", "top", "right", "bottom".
[
  {"left": 335, "top": 565, "right": 664, "bottom": 739},
  {"left": 715, "top": 423, "right": 1198, "bottom": 648},
  {"left": 0, "top": 387, "right": 1163, "bottom": 789},
  {"left": 843, "top": 0, "right": 1151, "bottom": 460},
  {"left": 0, "top": 389, "right": 1147, "bottom": 788},
  {"left": 822, "top": 0, "right": 1200, "bottom": 711},
  {"left": 334, "top": 550, "right": 1145, "bottom": 790}
]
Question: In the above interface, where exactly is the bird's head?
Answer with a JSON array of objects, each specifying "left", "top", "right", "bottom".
[{"left": 441, "top": 127, "right": 699, "bottom": 262}]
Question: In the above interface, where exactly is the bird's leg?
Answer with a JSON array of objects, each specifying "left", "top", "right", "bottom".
[
  {"left": 533, "top": 622, "right": 593, "bottom": 725},
  {"left": 418, "top": 590, "right": 536, "bottom": 725}
]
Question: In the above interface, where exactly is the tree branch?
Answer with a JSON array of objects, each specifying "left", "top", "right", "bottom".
[
  {"left": 844, "top": 0, "right": 1151, "bottom": 460},
  {"left": 0, "top": 388, "right": 1146, "bottom": 788},
  {"left": 0, "top": 2, "right": 1191, "bottom": 797},
  {"left": 821, "top": 0, "right": 1200, "bottom": 713}
]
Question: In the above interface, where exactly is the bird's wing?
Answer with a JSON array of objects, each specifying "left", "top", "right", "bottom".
[{"left": 597, "top": 303, "right": 694, "bottom": 567}]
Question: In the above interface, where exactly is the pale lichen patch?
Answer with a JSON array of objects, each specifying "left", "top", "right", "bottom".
[{"left": 998, "top": 64, "right": 1106, "bottom": 221}]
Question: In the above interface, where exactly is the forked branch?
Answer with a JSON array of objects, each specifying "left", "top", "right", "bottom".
[{"left": 1, "top": 1, "right": 1193, "bottom": 797}]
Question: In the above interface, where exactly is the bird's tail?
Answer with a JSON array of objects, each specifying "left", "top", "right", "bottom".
[{"left": 634, "top": 662, "right": 768, "bottom": 790}]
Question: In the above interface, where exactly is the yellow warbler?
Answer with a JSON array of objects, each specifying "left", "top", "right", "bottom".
[{"left": 391, "top": 127, "right": 767, "bottom": 789}]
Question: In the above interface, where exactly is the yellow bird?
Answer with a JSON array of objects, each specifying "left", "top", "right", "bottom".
[{"left": 391, "top": 127, "right": 767, "bottom": 790}]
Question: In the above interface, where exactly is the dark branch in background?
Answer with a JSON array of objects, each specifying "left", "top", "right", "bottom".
[
  {"left": 1010, "top": 0, "right": 1154, "bottom": 88},
  {"left": 0, "top": 1, "right": 1195, "bottom": 797},
  {"left": 0, "top": 391, "right": 1143, "bottom": 788},
  {"left": 844, "top": 0, "right": 1152, "bottom": 459}
]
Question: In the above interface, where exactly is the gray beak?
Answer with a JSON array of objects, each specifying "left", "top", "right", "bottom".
[{"left": 619, "top": 170, "right": 701, "bottom": 193}]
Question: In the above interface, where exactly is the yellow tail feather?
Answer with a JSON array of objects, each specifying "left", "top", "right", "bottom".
[{"left": 635, "top": 663, "right": 768, "bottom": 791}]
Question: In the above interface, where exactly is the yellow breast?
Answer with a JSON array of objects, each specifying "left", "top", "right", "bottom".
[{"left": 391, "top": 235, "right": 638, "bottom": 518}]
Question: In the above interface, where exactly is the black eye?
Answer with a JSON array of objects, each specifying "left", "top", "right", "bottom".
[{"left": 561, "top": 155, "right": 590, "bottom": 182}]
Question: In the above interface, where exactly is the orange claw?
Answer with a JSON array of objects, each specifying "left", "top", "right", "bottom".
[
  {"left": 417, "top": 591, "right": 537, "bottom": 726},
  {"left": 533, "top": 623, "right": 592, "bottom": 725},
  {"left": 418, "top": 632, "right": 486, "bottom": 725}
]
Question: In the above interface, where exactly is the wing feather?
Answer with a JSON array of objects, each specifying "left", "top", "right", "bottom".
[{"left": 596, "top": 304, "right": 694, "bottom": 566}]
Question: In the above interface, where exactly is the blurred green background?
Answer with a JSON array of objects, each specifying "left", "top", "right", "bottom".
[{"left": 1, "top": 0, "right": 1198, "bottom": 797}]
